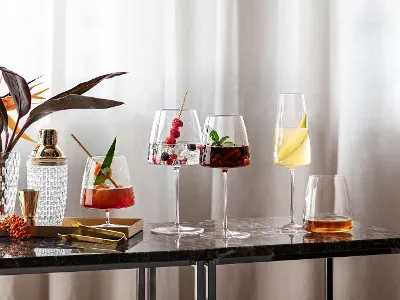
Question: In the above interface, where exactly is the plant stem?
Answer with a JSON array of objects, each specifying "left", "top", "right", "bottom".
[{"left": 7, "top": 117, "right": 20, "bottom": 152}]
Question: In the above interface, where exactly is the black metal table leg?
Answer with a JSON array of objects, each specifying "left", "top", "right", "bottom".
[
  {"left": 136, "top": 268, "right": 146, "bottom": 300},
  {"left": 207, "top": 260, "right": 216, "bottom": 300},
  {"left": 325, "top": 258, "right": 333, "bottom": 300},
  {"left": 196, "top": 261, "right": 205, "bottom": 300},
  {"left": 147, "top": 267, "right": 156, "bottom": 300}
]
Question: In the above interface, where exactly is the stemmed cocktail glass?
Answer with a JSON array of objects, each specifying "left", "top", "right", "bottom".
[
  {"left": 274, "top": 93, "right": 311, "bottom": 232},
  {"left": 148, "top": 109, "right": 204, "bottom": 235},
  {"left": 200, "top": 115, "right": 251, "bottom": 239},
  {"left": 80, "top": 155, "right": 135, "bottom": 227}
]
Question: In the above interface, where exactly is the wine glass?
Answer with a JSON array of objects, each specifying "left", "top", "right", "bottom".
[
  {"left": 200, "top": 115, "right": 251, "bottom": 239},
  {"left": 274, "top": 93, "right": 311, "bottom": 232},
  {"left": 303, "top": 175, "right": 353, "bottom": 233},
  {"left": 80, "top": 155, "right": 135, "bottom": 227},
  {"left": 148, "top": 109, "right": 204, "bottom": 235}
]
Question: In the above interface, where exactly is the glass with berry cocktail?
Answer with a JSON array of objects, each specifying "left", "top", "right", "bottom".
[
  {"left": 200, "top": 115, "right": 251, "bottom": 239},
  {"left": 148, "top": 104, "right": 204, "bottom": 235}
]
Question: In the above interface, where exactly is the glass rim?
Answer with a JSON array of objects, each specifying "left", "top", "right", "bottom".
[
  {"left": 90, "top": 155, "right": 125, "bottom": 160},
  {"left": 157, "top": 108, "right": 197, "bottom": 112},
  {"left": 309, "top": 175, "right": 346, "bottom": 179},
  {"left": 206, "top": 114, "right": 242, "bottom": 117},
  {"left": 279, "top": 93, "right": 304, "bottom": 96}
]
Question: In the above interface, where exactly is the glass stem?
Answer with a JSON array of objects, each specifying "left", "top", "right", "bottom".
[
  {"left": 105, "top": 209, "right": 110, "bottom": 226},
  {"left": 289, "top": 169, "right": 295, "bottom": 225},
  {"left": 174, "top": 166, "right": 181, "bottom": 228},
  {"left": 222, "top": 169, "right": 228, "bottom": 237}
]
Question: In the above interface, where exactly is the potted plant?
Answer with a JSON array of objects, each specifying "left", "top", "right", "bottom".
[{"left": 0, "top": 66, "right": 125, "bottom": 217}]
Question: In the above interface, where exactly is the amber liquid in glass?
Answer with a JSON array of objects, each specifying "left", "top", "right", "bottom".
[
  {"left": 81, "top": 187, "right": 135, "bottom": 209},
  {"left": 200, "top": 146, "right": 250, "bottom": 168},
  {"left": 304, "top": 216, "right": 353, "bottom": 233}
]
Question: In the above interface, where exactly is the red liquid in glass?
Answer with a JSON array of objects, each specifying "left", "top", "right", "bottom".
[
  {"left": 200, "top": 146, "right": 250, "bottom": 168},
  {"left": 81, "top": 187, "right": 135, "bottom": 209}
]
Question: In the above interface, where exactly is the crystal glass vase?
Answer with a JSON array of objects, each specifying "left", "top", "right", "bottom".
[
  {"left": 27, "top": 129, "right": 68, "bottom": 226},
  {"left": 0, "top": 152, "right": 20, "bottom": 219}
]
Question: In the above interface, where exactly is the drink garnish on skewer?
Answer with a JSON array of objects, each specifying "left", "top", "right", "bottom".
[
  {"left": 161, "top": 91, "right": 189, "bottom": 165},
  {"left": 71, "top": 134, "right": 119, "bottom": 188},
  {"left": 164, "top": 91, "right": 188, "bottom": 145}
]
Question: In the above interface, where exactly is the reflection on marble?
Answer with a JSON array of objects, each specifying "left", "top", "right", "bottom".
[{"left": 0, "top": 217, "right": 399, "bottom": 271}]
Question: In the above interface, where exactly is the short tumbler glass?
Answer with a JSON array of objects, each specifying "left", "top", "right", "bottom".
[{"left": 303, "top": 175, "right": 353, "bottom": 233}]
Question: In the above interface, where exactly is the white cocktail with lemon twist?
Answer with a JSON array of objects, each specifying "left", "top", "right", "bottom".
[
  {"left": 274, "top": 114, "right": 311, "bottom": 169},
  {"left": 274, "top": 94, "right": 311, "bottom": 232}
]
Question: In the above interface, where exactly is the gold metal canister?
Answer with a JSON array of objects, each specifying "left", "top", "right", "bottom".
[
  {"left": 19, "top": 190, "right": 39, "bottom": 226},
  {"left": 29, "top": 129, "right": 67, "bottom": 166}
]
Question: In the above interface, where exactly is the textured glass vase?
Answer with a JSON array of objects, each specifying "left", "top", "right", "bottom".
[
  {"left": 27, "top": 129, "right": 68, "bottom": 226},
  {"left": 0, "top": 152, "right": 20, "bottom": 219}
]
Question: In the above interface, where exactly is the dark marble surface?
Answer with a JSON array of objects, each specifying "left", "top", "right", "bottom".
[{"left": 0, "top": 217, "right": 400, "bottom": 273}]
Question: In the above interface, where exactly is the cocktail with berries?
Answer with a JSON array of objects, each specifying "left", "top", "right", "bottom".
[
  {"left": 200, "top": 115, "right": 251, "bottom": 239},
  {"left": 148, "top": 94, "right": 204, "bottom": 235}
]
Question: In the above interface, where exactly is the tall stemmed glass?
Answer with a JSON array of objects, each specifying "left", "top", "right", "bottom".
[
  {"left": 200, "top": 115, "right": 251, "bottom": 239},
  {"left": 148, "top": 109, "right": 204, "bottom": 235},
  {"left": 274, "top": 93, "right": 311, "bottom": 232}
]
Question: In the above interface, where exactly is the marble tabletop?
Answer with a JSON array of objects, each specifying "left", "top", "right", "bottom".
[{"left": 0, "top": 217, "right": 400, "bottom": 274}]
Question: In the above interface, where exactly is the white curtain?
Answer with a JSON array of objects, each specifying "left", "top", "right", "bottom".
[{"left": 1, "top": 0, "right": 400, "bottom": 299}]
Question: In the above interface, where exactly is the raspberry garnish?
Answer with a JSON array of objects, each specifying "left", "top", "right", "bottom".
[
  {"left": 165, "top": 136, "right": 176, "bottom": 145},
  {"left": 170, "top": 128, "right": 181, "bottom": 138},
  {"left": 166, "top": 158, "right": 173, "bottom": 165},
  {"left": 172, "top": 118, "right": 183, "bottom": 128},
  {"left": 170, "top": 154, "right": 178, "bottom": 160}
]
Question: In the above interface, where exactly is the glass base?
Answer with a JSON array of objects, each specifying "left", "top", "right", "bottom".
[
  {"left": 201, "top": 230, "right": 250, "bottom": 240},
  {"left": 151, "top": 225, "right": 204, "bottom": 236},
  {"left": 280, "top": 222, "right": 305, "bottom": 233},
  {"left": 93, "top": 223, "right": 128, "bottom": 228}
]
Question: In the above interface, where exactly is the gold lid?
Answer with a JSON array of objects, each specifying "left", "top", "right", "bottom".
[
  {"left": 29, "top": 129, "right": 66, "bottom": 164},
  {"left": 39, "top": 128, "right": 58, "bottom": 146}
]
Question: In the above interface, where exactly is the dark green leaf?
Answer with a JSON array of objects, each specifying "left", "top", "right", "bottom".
[
  {"left": 94, "top": 137, "right": 116, "bottom": 185},
  {"left": 0, "top": 97, "right": 8, "bottom": 146},
  {"left": 26, "top": 94, "right": 125, "bottom": 125},
  {"left": 7, "top": 95, "right": 124, "bottom": 151},
  {"left": 50, "top": 72, "right": 127, "bottom": 100},
  {"left": 209, "top": 130, "right": 219, "bottom": 144},
  {"left": 27, "top": 75, "right": 43, "bottom": 85},
  {"left": 0, "top": 67, "right": 31, "bottom": 117},
  {"left": 219, "top": 136, "right": 229, "bottom": 145},
  {"left": 1, "top": 75, "right": 43, "bottom": 98}
]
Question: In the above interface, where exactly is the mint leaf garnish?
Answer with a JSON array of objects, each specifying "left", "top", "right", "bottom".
[
  {"left": 219, "top": 136, "right": 229, "bottom": 145},
  {"left": 208, "top": 129, "right": 231, "bottom": 146},
  {"left": 94, "top": 137, "right": 116, "bottom": 185},
  {"left": 210, "top": 130, "right": 220, "bottom": 144}
]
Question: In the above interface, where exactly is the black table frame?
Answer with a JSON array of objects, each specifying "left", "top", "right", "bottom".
[{"left": 195, "top": 247, "right": 400, "bottom": 300}]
